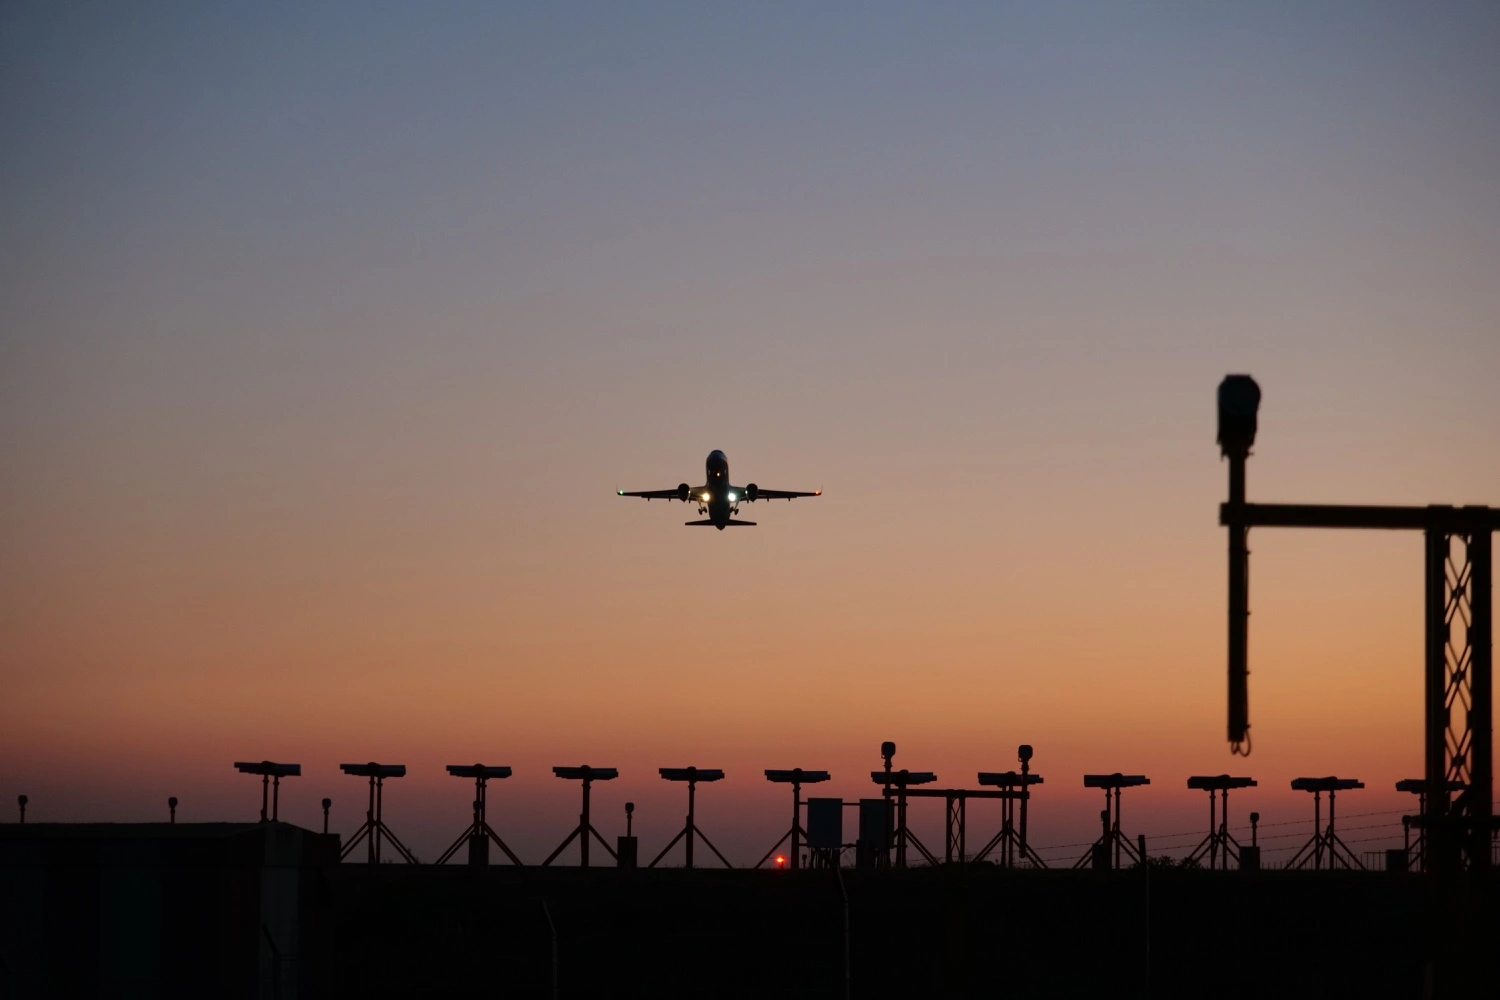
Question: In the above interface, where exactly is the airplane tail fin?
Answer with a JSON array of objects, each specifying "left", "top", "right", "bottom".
[{"left": 684, "top": 519, "right": 757, "bottom": 527}]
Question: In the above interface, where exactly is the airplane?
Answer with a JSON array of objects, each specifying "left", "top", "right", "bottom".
[{"left": 618, "top": 450, "right": 820, "bottom": 529}]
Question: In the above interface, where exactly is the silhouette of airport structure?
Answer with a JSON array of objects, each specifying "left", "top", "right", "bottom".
[
  {"left": 1218, "top": 375, "right": 1496, "bottom": 874},
  {"left": 3, "top": 377, "right": 1495, "bottom": 998},
  {"left": 6, "top": 742, "right": 1495, "bottom": 997}
]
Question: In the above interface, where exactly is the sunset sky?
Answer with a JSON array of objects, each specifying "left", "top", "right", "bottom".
[{"left": 3, "top": 3, "right": 1498, "bottom": 866}]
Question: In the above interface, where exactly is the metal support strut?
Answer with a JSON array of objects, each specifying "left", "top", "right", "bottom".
[
  {"left": 234, "top": 761, "right": 301, "bottom": 823},
  {"left": 337, "top": 762, "right": 417, "bottom": 864},
  {"left": 757, "top": 769, "right": 831, "bottom": 869},
  {"left": 543, "top": 766, "right": 620, "bottom": 867},
  {"left": 870, "top": 766, "right": 939, "bottom": 868},
  {"left": 1423, "top": 531, "right": 1494, "bottom": 872},
  {"left": 650, "top": 767, "right": 731, "bottom": 869},
  {"left": 1185, "top": 775, "right": 1256, "bottom": 869},
  {"left": 1286, "top": 777, "right": 1365, "bottom": 870},
  {"left": 435, "top": 765, "right": 524, "bottom": 867},
  {"left": 973, "top": 759, "right": 1048, "bottom": 868},
  {"left": 1072, "top": 774, "right": 1150, "bottom": 869},
  {"left": 1216, "top": 374, "right": 1496, "bottom": 871}
]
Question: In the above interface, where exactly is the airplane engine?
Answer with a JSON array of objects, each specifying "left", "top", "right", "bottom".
[
  {"left": 677, "top": 483, "right": 690, "bottom": 502},
  {"left": 745, "top": 483, "right": 759, "bottom": 501}
]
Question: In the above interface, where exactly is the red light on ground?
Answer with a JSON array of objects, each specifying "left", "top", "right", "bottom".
[{"left": 775, "top": 856, "right": 786, "bottom": 867}]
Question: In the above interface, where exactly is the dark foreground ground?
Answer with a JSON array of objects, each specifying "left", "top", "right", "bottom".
[
  {"left": 332, "top": 864, "right": 1496, "bottom": 1000},
  {"left": 3, "top": 823, "right": 1497, "bottom": 998}
]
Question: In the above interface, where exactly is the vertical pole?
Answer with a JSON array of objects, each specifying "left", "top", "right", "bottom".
[
  {"left": 1019, "top": 780, "right": 1030, "bottom": 865},
  {"left": 1020, "top": 767, "right": 1032, "bottom": 869},
  {"left": 1019, "top": 758, "right": 1031, "bottom": 855},
  {"left": 1313, "top": 791, "right": 1322, "bottom": 870},
  {"left": 1010, "top": 788, "right": 1019, "bottom": 868},
  {"left": 1469, "top": 530, "right": 1493, "bottom": 870},
  {"left": 366, "top": 775, "right": 376, "bottom": 865},
  {"left": 791, "top": 779, "right": 802, "bottom": 871},
  {"left": 1227, "top": 452, "right": 1250, "bottom": 748},
  {"left": 1215, "top": 791, "right": 1224, "bottom": 869},
  {"left": 894, "top": 791, "right": 906, "bottom": 869},
  {"left": 1208, "top": 790, "right": 1217, "bottom": 869},
  {"left": 1099, "top": 808, "right": 1110, "bottom": 869},
  {"left": 882, "top": 754, "right": 893, "bottom": 870},
  {"left": 944, "top": 795, "right": 955, "bottom": 864},
  {"left": 999, "top": 791, "right": 1010, "bottom": 868},
  {"left": 959, "top": 797, "right": 967, "bottom": 863},
  {"left": 1114, "top": 787, "right": 1123, "bottom": 869},
  {"left": 1223, "top": 790, "right": 1231, "bottom": 869},
  {"left": 1222, "top": 790, "right": 1231, "bottom": 869},
  {"left": 260, "top": 774, "right": 270, "bottom": 823},
  {"left": 1425, "top": 530, "right": 1452, "bottom": 871},
  {"left": 272, "top": 775, "right": 281, "bottom": 822},
  {"left": 1104, "top": 797, "right": 1116, "bottom": 869},
  {"left": 1005, "top": 792, "right": 1015, "bottom": 869},
  {"left": 470, "top": 784, "right": 483, "bottom": 865},
  {"left": 375, "top": 776, "right": 384, "bottom": 863},
  {"left": 686, "top": 779, "right": 696, "bottom": 870},
  {"left": 1328, "top": 789, "right": 1338, "bottom": 868},
  {"left": 1417, "top": 791, "right": 1427, "bottom": 871},
  {"left": 581, "top": 776, "right": 592, "bottom": 868}
]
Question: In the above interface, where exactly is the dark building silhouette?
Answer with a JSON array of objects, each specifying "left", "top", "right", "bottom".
[{"left": 0, "top": 822, "right": 336, "bottom": 998}]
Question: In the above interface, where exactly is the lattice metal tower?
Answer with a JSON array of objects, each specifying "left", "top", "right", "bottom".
[{"left": 1217, "top": 374, "right": 1495, "bottom": 872}]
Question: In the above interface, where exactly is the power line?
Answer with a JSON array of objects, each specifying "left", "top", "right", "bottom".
[{"left": 1028, "top": 816, "right": 1407, "bottom": 858}]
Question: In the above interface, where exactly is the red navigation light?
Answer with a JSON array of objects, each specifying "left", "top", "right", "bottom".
[{"left": 775, "top": 855, "right": 786, "bottom": 868}]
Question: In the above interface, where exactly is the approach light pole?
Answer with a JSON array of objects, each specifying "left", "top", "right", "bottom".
[
  {"left": 1216, "top": 375, "right": 1496, "bottom": 872},
  {"left": 1217, "top": 375, "right": 1259, "bottom": 754}
]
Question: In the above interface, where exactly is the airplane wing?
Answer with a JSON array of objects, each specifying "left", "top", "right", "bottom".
[
  {"left": 742, "top": 487, "right": 821, "bottom": 501},
  {"left": 617, "top": 486, "right": 704, "bottom": 501}
]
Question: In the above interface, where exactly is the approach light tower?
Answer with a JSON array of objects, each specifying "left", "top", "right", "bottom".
[{"left": 1217, "top": 375, "right": 1495, "bottom": 872}]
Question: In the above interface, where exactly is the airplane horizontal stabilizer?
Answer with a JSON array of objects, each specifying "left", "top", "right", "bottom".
[{"left": 684, "top": 519, "right": 757, "bottom": 527}]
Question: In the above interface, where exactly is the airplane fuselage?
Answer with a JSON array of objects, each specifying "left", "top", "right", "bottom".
[{"left": 701, "top": 449, "right": 734, "bottom": 527}]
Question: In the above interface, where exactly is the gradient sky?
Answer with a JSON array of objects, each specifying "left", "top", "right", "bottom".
[{"left": 3, "top": 2, "right": 1498, "bottom": 866}]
